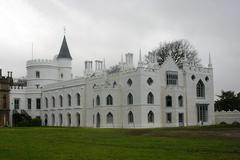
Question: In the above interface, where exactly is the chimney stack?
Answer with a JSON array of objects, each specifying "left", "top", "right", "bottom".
[{"left": 84, "top": 60, "right": 93, "bottom": 76}]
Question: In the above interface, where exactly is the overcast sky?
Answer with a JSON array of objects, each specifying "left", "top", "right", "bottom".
[{"left": 0, "top": 0, "right": 239, "bottom": 96}]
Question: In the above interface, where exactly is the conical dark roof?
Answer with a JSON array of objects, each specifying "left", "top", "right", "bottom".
[{"left": 57, "top": 35, "right": 72, "bottom": 60}]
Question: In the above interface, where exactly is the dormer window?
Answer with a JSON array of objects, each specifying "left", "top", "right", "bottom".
[
  {"left": 166, "top": 71, "right": 178, "bottom": 85},
  {"left": 36, "top": 71, "right": 40, "bottom": 78}
]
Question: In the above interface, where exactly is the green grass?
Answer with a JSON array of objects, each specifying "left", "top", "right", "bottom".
[{"left": 0, "top": 125, "right": 240, "bottom": 160}]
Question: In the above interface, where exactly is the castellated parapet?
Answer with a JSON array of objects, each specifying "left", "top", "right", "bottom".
[{"left": 26, "top": 59, "right": 58, "bottom": 67}]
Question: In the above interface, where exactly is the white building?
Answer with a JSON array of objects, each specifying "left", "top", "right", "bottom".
[{"left": 10, "top": 35, "right": 215, "bottom": 128}]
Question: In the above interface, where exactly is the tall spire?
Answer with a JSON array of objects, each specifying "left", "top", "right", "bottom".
[
  {"left": 208, "top": 53, "right": 212, "bottom": 68},
  {"left": 57, "top": 35, "right": 72, "bottom": 60}
]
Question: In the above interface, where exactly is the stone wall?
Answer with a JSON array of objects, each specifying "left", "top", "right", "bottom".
[{"left": 215, "top": 110, "right": 240, "bottom": 124}]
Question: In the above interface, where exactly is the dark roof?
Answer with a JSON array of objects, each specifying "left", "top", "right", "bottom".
[{"left": 57, "top": 35, "right": 72, "bottom": 60}]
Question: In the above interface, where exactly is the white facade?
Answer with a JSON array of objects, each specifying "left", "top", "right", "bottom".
[{"left": 10, "top": 35, "right": 215, "bottom": 128}]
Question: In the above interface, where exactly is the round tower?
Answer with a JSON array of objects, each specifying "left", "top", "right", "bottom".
[
  {"left": 26, "top": 59, "right": 59, "bottom": 87},
  {"left": 57, "top": 35, "right": 72, "bottom": 81}
]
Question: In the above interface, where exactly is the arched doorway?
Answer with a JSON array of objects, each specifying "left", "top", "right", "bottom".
[{"left": 96, "top": 113, "right": 100, "bottom": 128}]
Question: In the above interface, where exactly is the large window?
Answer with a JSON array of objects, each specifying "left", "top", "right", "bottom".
[
  {"left": 127, "top": 93, "right": 133, "bottom": 105},
  {"left": 166, "top": 113, "right": 172, "bottom": 123},
  {"left": 197, "top": 104, "right": 208, "bottom": 123},
  {"left": 27, "top": 98, "right": 31, "bottom": 109},
  {"left": 147, "top": 92, "right": 154, "bottom": 104},
  {"left": 148, "top": 111, "right": 154, "bottom": 123},
  {"left": 166, "top": 96, "right": 172, "bottom": 107},
  {"left": 178, "top": 95, "right": 183, "bottom": 107},
  {"left": 14, "top": 99, "right": 20, "bottom": 109},
  {"left": 106, "top": 112, "right": 113, "bottom": 124},
  {"left": 196, "top": 80, "right": 205, "bottom": 98},
  {"left": 128, "top": 111, "right": 134, "bottom": 123},
  {"left": 166, "top": 71, "right": 178, "bottom": 85},
  {"left": 96, "top": 95, "right": 100, "bottom": 106},
  {"left": 36, "top": 98, "right": 41, "bottom": 109},
  {"left": 106, "top": 95, "right": 113, "bottom": 105},
  {"left": 76, "top": 93, "right": 80, "bottom": 106},
  {"left": 68, "top": 94, "right": 71, "bottom": 106}
]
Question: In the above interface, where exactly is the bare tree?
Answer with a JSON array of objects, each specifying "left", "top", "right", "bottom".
[{"left": 146, "top": 39, "right": 201, "bottom": 67}]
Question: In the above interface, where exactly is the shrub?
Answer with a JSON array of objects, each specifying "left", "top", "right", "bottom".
[
  {"left": 232, "top": 121, "right": 240, "bottom": 126},
  {"left": 219, "top": 122, "right": 227, "bottom": 125}
]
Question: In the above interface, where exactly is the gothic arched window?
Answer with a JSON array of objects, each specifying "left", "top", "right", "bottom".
[
  {"left": 76, "top": 93, "right": 80, "bottom": 106},
  {"left": 52, "top": 96, "right": 55, "bottom": 108},
  {"left": 127, "top": 79, "right": 132, "bottom": 86},
  {"left": 106, "top": 95, "right": 113, "bottom": 105},
  {"left": 127, "top": 93, "right": 133, "bottom": 105},
  {"left": 96, "top": 95, "right": 100, "bottom": 106},
  {"left": 148, "top": 111, "right": 154, "bottom": 123},
  {"left": 178, "top": 95, "right": 183, "bottom": 107},
  {"left": 59, "top": 95, "right": 63, "bottom": 107},
  {"left": 196, "top": 80, "right": 205, "bottom": 98},
  {"left": 68, "top": 94, "right": 71, "bottom": 106},
  {"left": 128, "top": 111, "right": 134, "bottom": 123},
  {"left": 106, "top": 112, "right": 113, "bottom": 124},
  {"left": 147, "top": 92, "right": 154, "bottom": 104},
  {"left": 45, "top": 97, "right": 48, "bottom": 108}
]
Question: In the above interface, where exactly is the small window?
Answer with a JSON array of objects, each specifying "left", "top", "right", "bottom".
[
  {"left": 166, "top": 113, "right": 172, "bottom": 123},
  {"left": 113, "top": 81, "right": 117, "bottom": 88},
  {"left": 148, "top": 111, "right": 154, "bottom": 123},
  {"left": 96, "top": 95, "right": 100, "bottom": 106},
  {"left": 106, "top": 112, "right": 113, "bottom": 124},
  {"left": 36, "top": 98, "right": 41, "bottom": 109},
  {"left": 61, "top": 73, "right": 63, "bottom": 79},
  {"left": 166, "top": 71, "right": 178, "bottom": 85},
  {"left": 147, "top": 78, "right": 153, "bottom": 85},
  {"left": 178, "top": 95, "right": 183, "bottom": 107},
  {"left": 128, "top": 111, "right": 134, "bottom": 123},
  {"left": 36, "top": 71, "right": 40, "bottom": 78},
  {"left": 127, "top": 93, "right": 133, "bottom": 105},
  {"left": 205, "top": 76, "right": 209, "bottom": 82},
  {"left": 14, "top": 99, "right": 20, "bottom": 109},
  {"left": 191, "top": 75, "right": 196, "bottom": 80},
  {"left": 166, "top": 96, "right": 172, "bottom": 107},
  {"left": 127, "top": 79, "right": 132, "bottom": 86},
  {"left": 106, "top": 95, "right": 113, "bottom": 105},
  {"left": 27, "top": 98, "right": 31, "bottom": 109}
]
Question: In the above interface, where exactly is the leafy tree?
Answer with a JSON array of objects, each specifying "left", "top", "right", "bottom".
[
  {"left": 215, "top": 90, "right": 240, "bottom": 111},
  {"left": 146, "top": 39, "right": 201, "bottom": 67}
]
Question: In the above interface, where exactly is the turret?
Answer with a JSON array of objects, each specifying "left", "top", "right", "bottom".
[
  {"left": 208, "top": 53, "right": 212, "bottom": 68},
  {"left": 57, "top": 35, "right": 72, "bottom": 80}
]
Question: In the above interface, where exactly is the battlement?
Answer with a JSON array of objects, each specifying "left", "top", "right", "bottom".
[
  {"left": 26, "top": 59, "right": 57, "bottom": 67},
  {"left": 184, "top": 64, "right": 212, "bottom": 74}
]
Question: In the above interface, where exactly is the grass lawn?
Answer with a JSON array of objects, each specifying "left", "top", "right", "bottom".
[{"left": 0, "top": 125, "right": 240, "bottom": 160}]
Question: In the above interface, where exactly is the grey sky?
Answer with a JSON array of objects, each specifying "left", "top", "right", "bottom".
[{"left": 0, "top": 0, "right": 239, "bottom": 97}]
